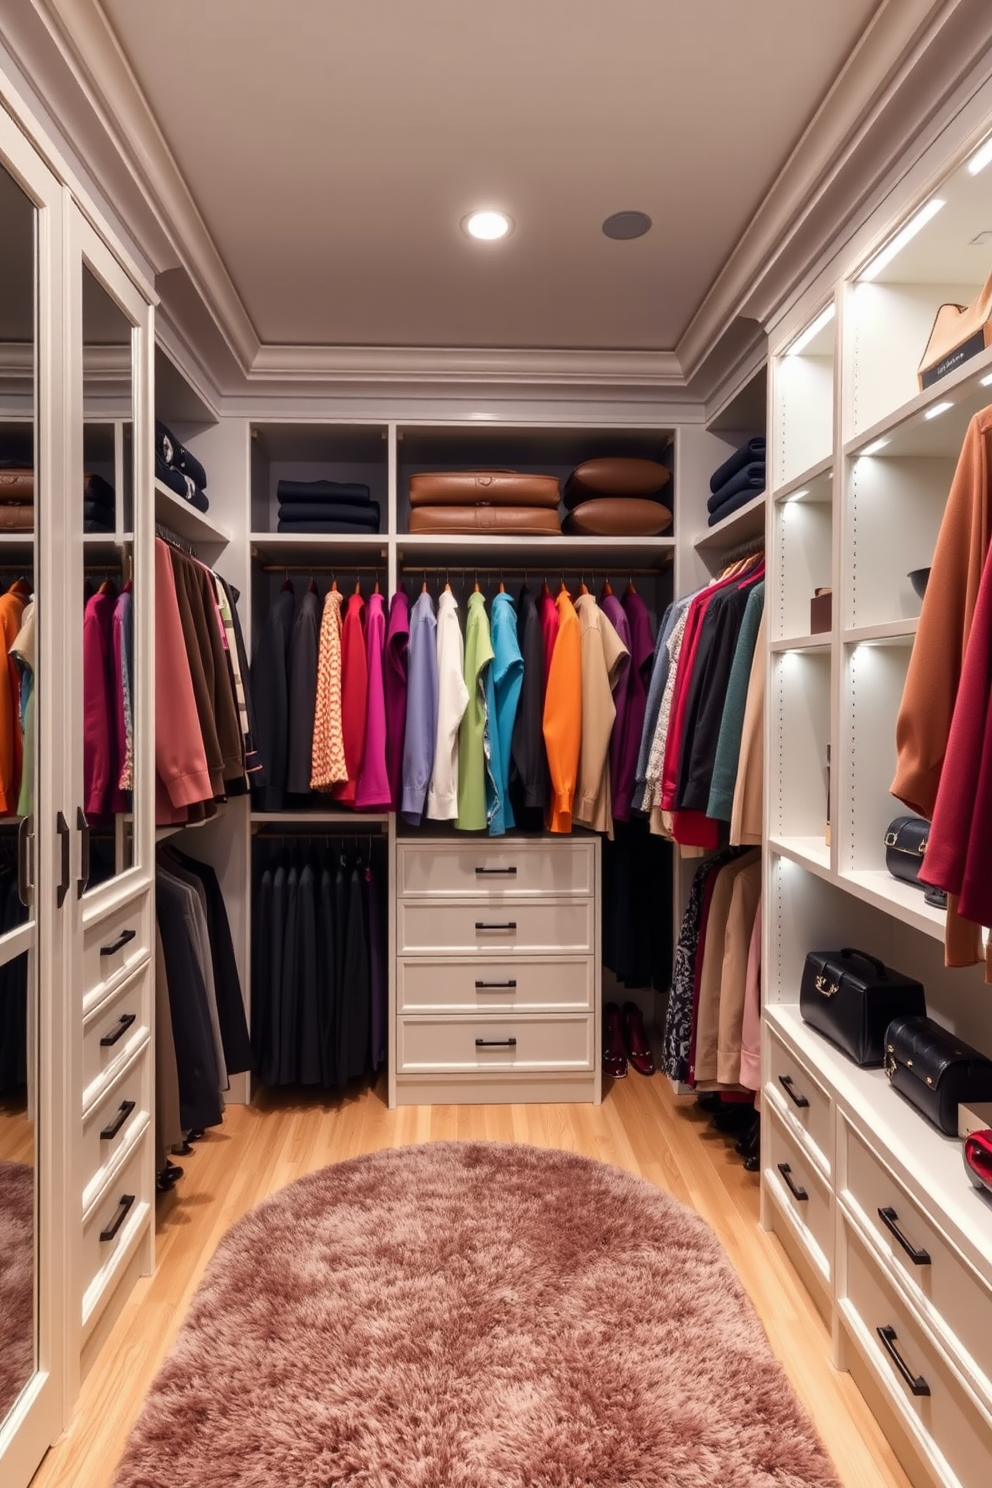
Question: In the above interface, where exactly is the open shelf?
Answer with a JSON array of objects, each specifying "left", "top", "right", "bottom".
[
  {"left": 844, "top": 454, "right": 947, "bottom": 631},
  {"left": 693, "top": 491, "right": 765, "bottom": 553},
  {"left": 847, "top": 349, "right": 992, "bottom": 461},
  {"left": 770, "top": 634, "right": 832, "bottom": 653},
  {"left": 154, "top": 479, "right": 229, "bottom": 547},
  {"left": 837, "top": 868, "right": 946, "bottom": 942},
  {"left": 768, "top": 834, "right": 832, "bottom": 877},
  {"left": 842, "top": 619, "right": 918, "bottom": 646},
  {"left": 771, "top": 456, "right": 834, "bottom": 505},
  {"left": 395, "top": 532, "right": 675, "bottom": 571},
  {"left": 250, "top": 810, "right": 391, "bottom": 826},
  {"left": 250, "top": 532, "right": 388, "bottom": 567},
  {"left": 774, "top": 307, "right": 835, "bottom": 485}
]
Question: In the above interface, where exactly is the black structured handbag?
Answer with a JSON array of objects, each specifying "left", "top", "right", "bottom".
[
  {"left": 800, "top": 948, "right": 926, "bottom": 1067},
  {"left": 884, "top": 816, "right": 948, "bottom": 909},
  {"left": 885, "top": 1016, "right": 992, "bottom": 1136}
]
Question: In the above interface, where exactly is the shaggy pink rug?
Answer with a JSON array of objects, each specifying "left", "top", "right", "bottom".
[
  {"left": 115, "top": 1143, "right": 839, "bottom": 1488},
  {"left": 0, "top": 1159, "right": 34, "bottom": 1423}
]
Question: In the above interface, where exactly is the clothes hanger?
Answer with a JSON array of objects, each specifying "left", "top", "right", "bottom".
[
  {"left": 601, "top": 575, "right": 613, "bottom": 598},
  {"left": 353, "top": 575, "right": 361, "bottom": 595},
  {"left": 330, "top": 571, "right": 339, "bottom": 592},
  {"left": 444, "top": 568, "right": 451, "bottom": 593},
  {"left": 624, "top": 572, "right": 637, "bottom": 597},
  {"left": 473, "top": 567, "right": 480, "bottom": 594},
  {"left": 578, "top": 570, "right": 589, "bottom": 596},
  {"left": 281, "top": 567, "right": 293, "bottom": 592},
  {"left": 307, "top": 571, "right": 318, "bottom": 594},
  {"left": 498, "top": 567, "right": 505, "bottom": 594},
  {"left": 422, "top": 567, "right": 429, "bottom": 594}
]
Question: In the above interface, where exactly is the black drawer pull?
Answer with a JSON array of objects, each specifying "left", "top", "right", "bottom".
[
  {"left": 777, "top": 1163, "right": 808, "bottom": 1202},
  {"left": 778, "top": 1074, "right": 810, "bottom": 1109},
  {"left": 101, "top": 928, "right": 137, "bottom": 957},
  {"left": 475, "top": 921, "right": 517, "bottom": 931},
  {"left": 475, "top": 979, "right": 517, "bottom": 989},
  {"left": 475, "top": 1038, "right": 517, "bottom": 1048},
  {"left": 877, "top": 1325, "right": 930, "bottom": 1397},
  {"left": 475, "top": 866, "right": 517, "bottom": 875},
  {"left": 100, "top": 1013, "right": 136, "bottom": 1047},
  {"left": 878, "top": 1207, "right": 931, "bottom": 1266},
  {"left": 99, "top": 1193, "right": 135, "bottom": 1243},
  {"left": 100, "top": 1100, "right": 136, "bottom": 1141}
]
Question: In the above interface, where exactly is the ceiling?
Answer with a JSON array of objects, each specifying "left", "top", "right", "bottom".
[{"left": 100, "top": 0, "right": 883, "bottom": 353}]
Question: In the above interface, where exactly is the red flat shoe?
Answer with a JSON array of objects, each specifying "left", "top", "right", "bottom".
[
  {"left": 602, "top": 1002, "right": 627, "bottom": 1079},
  {"left": 622, "top": 1001, "right": 655, "bottom": 1076}
]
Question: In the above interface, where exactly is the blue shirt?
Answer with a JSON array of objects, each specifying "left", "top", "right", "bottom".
[{"left": 486, "top": 592, "right": 524, "bottom": 835}]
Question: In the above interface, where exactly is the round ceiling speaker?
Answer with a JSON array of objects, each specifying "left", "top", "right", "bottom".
[{"left": 602, "top": 210, "right": 652, "bottom": 240}]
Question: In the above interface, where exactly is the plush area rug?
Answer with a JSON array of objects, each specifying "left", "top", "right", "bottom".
[
  {"left": 0, "top": 1159, "right": 34, "bottom": 1422},
  {"left": 116, "top": 1142, "right": 839, "bottom": 1488}
]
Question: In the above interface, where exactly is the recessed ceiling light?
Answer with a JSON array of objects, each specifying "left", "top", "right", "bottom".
[
  {"left": 968, "top": 136, "right": 992, "bottom": 175},
  {"left": 462, "top": 210, "right": 513, "bottom": 241},
  {"left": 602, "top": 211, "right": 652, "bottom": 240},
  {"left": 858, "top": 198, "right": 945, "bottom": 282}
]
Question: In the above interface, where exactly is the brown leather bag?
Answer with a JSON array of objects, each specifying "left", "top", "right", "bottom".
[
  {"left": 918, "top": 268, "right": 992, "bottom": 388},
  {"left": 563, "top": 457, "right": 669, "bottom": 509},
  {"left": 0, "top": 505, "right": 34, "bottom": 530},
  {"left": 563, "top": 498, "right": 672, "bottom": 537},
  {"left": 0, "top": 470, "right": 33, "bottom": 503},
  {"left": 408, "top": 506, "right": 561, "bottom": 535},
  {"left": 409, "top": 470, "right": 561, "bottom": 509}
]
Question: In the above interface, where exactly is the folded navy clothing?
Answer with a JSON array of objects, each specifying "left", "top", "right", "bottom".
[
  {"left": 155, "top": 456, "right": 210, "bottom": 513},
  {"left": 275, "top": 479, "right": 372, "bottom": 504},
  {"left": 277, "top": 500, "right": 380, "bottom": 525},
  {"left": 706, "top": 463, "right": 765, "bottom": 513},
  {"left": 156, "top": 419, "right": 208, "bottom": 492},
  {"left": 709, "top": 437, "right": 766, "bottom": 495},
  {"left": 277, "top": 518, "right": 382, "bottom": 534},
  {"left": 84, "top": 473, "right": 116, "bottom": 510},
  {"left": 83, "top": 499, "right": 116, "bottom": 522},
  {"left": 707, "top": 483, "right": 766, "bottom": 527},
  {"left": 83, "top": 516, "right": 115, "bottom": 534}
]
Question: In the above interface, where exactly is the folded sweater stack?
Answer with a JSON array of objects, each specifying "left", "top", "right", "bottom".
[
  {"left": 276, "top": 479, "right": 380, "bottom": 534},
  {"left": 561, "top": 458, "right": 671, "bottom": 536},
  {"left": 707, "top": 437, "right": 766, "bottom": 526},
  {"left": 83, "top": 472, "right": 117, "bottom": 534},
  {"left": 156, "top": 420, "right": 209, "bottom": 513}
]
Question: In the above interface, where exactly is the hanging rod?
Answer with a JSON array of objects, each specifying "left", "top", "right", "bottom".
[
  {"left": 250, "top": 822, "right": 388, "bottom": 836},
  {"left": 258, "top": 562, "right": 384, "bottom": 574},
  {"left": 398, "top": 564, "right": 668, "bottom": 577}
]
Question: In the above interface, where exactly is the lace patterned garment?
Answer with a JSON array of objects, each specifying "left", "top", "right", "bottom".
[
  {"left": 310, "top": 588, "right": 347, "bottom": 791},
  {"left": 663, "top": 847, "right": 742, "bottom": 1083},
  {"left": 642, "top": 604, "right": 690, "bottom": 811}
]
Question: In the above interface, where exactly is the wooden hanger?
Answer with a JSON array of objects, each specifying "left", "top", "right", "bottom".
[
  {"left": 578, "top": 572, "right": 589, "bottom": 596},
  {"left": 624, "top": 572, "right": 637, "bottom": 597},
  {"left": 601, "top": 576, "right": 613, "bottom": 599}
]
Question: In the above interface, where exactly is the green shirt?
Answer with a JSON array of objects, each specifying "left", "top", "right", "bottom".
[{"left": 456, "top": 591, "right": 495, "bottom": 831}]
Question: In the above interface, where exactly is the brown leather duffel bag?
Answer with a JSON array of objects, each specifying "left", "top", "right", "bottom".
[
  {"left": 563, "top": 497, "right": 672, "bottom": 536},
  {"left": 408, "top": 506, "right": 561, "bottom": 535},
  {"left": 0, "top": 470, "right": 34, "bottom": 503},
  {"left": 563, "top": 457, "right": 669, "bottom": 510},
  {"left": 409, "top": 470, "right": 561, "bottom": 509}
]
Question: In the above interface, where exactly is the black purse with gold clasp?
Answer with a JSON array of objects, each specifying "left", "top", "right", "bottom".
[{"left": 800, "top": 948, "right": 926, "bottom": 1067}]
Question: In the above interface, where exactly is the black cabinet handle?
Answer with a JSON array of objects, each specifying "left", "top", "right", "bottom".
[
  {"left": 777, "top": 1162, "right": 808, "bottom": 1202},
  {"left": 475, "top": 866, "right": 517, "bottom": 875},
  {"left": 475, "top": 979, "right": 518, "bottom": 989},
  {"left": 101, "top": 928, "right": 137, "bottom": 957},
  {"left": 100, "top": 1013, "right": 136, "bottom": 1048},
  {"left": 100, "top": 1193, "right": 135, "bottom": 1243},
  {"left": 17, "top": 813, "right": 32, "bottom": 909},
  {"left": 100, "top": 1100, "right": 136, "bottom": 1141},
  {"left": 878, "top": 1207, "right": 931, "bottom": 1266},
  {"left": 778, "top": 1074, "right": 810, "bottom": 1109},
  {"left": 56, "top": 810, "right": 71, "bottom": 908},
  {"left": 877, "top": 1325, "right": 930, "bottom": 1397},
  {"left": 77, "top": 806, "right": 90, "bottom": 898},
  {"left": 475, "top": 1038, "right": 517, "bottom": 1048},
  {"left": 475, "top": 921, "right": 517, "bottom": 931}
]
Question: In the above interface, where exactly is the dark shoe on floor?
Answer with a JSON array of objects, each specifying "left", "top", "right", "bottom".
[
  {"left": 742, "top": 1148, "right": 760, "bottom": 1173},
  {"left": 696, "top": 1091, "right": 722, "bottom": 1112},
  {"left": 711, "top": 1101, "right": 757, "bottom": 1135},
  {"left": 622, "top": 1002, "right": 655, "bottom": 1076},
  {"left": 602, "top": 1002, "right": 627, "bottom": 1079},
  {"left": 735, "top": 1115, "right": 761, "bottom": 1155}
]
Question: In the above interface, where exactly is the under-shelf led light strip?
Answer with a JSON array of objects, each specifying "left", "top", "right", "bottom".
[
  {"left": 859, "top": 198, "right": 945, "bottom": 282},
  {"left": 785, "top": 303, "right": 834, "bottom": 356}
]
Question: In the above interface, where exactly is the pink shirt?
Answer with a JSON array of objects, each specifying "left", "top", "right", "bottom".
[{"left": 356, "top": 591, "right": 391, "bottom": 810}]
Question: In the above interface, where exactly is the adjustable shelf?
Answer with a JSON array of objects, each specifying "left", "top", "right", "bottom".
[
  {"left": 692, "top": 491, "right": 765, "bottom": 554},
  {"left": 154, "top": 478, "right": 230, "bottom": 547},
  {"left": 395, "top": 532, "right": 675, "bottom": 571}
]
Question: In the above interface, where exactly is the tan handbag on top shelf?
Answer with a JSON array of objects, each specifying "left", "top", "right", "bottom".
[{"left": 918, "top": 267, "right": 992, "bottom": 389}]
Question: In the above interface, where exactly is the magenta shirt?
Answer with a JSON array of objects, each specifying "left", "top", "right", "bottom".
[
  {"left": 600, "top": 593, "right": 632, "bottom": 819},
  {"left": 356, "top": 591, "right": 391, "bottom": 810},
  {"left": 615, "top": 591, "right": 655, "bottom": 821},
  {"left": 383, "top": 590, "right": 410, "bottom": 812}
]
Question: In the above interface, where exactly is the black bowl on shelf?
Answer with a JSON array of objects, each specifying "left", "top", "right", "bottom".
[{"left": 908, "top": 567, "right": 931, "bottom": 600}]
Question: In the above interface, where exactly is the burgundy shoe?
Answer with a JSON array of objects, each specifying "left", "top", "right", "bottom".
[
  {"left": 602, "top": 1002, "right": 627, "bottom": 1079},
  {"left": 622, "top": 1002, "right": 655, "bottom": 1077}
]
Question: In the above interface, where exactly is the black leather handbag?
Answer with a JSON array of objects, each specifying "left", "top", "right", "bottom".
[
  {"left": 885, "top": 1016, "right": 992, "bottom": 1136},
  {"left": 800, "top": 948, "right": 926, "bottom": 1067},
  {"left": 884, "top": 816, "right": 947, "bottom": 910}
]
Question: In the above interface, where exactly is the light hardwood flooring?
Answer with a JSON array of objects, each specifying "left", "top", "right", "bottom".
[{"left": 30, "top": 1072, "right": 911, "bottom": 1488}]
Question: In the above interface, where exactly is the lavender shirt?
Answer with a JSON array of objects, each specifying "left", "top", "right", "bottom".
[{"left": 400, "top": 592, "right": 438, "bottom": 825}]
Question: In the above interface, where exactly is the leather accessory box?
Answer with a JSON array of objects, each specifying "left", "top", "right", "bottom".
[
  {"left": 800, "top": 947, "right": 926, "bottom": 1067},
  {"left": 563, "top": 457, "right": 670, "bottom": 509},
  {"left": 883, "top": 815, "right": 949, "bottom": 909},
  {"left": 0, "top": 469, "right": 33, "bottom": 503},
  {"left": 963, "top": 1130, "right": 992, "bottom": 1196},
  {"left": 918, "top": 268, "right": 992, "bottom": 389},
  {"left": 562, "top": 497, "right": 672, "bottom": 537},
  {"left": 810, "top": 587, "right": 832, "bottom": 634},
  {"left": 408, "top": 471, "right": 561, "bottom": 509},
  {"left": 408, "top": 506, "right": 560, "bottom": 536},
  {"left": 885, "top": 1015, "right": 992, "bottom": 1136}
]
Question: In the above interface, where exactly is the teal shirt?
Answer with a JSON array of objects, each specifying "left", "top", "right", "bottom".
[
  {"left": 707, "top": 581, "right": 765, "bottom": 822},
  {"left": 486, "top": 592, "right": 524, "bottom": 835}
]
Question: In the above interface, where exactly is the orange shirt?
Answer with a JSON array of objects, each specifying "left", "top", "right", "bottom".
[
  {"left": 542, "top": 589, "right": 581, "bottom": 833},
  {"left": 0, "top": 580, "right": 29, "bottom": 816}
]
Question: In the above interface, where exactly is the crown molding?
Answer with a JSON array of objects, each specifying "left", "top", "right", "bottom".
[
  {"left": 250, "top": 344, "right": 683, "bottom": 391},
  {"left": 676, "top": 0, "right": 982, "bottom": 382},
  {"left": 35, "top": 0, "right": 259, "bottom": 373}
]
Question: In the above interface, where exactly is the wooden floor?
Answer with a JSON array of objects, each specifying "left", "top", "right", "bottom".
[{"left": 30, "top": 1072, "right": 912, "bottom": 1488}]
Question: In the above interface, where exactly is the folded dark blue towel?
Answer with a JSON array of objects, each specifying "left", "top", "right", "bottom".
[
  {"left": 155, "top": 456, "right": 210, "bottom": 513},
  {"left": 84, "top": 473, "right": 116, "bottom": 511},
  {"left": 277, "top": 517, "right": 382, "bottom": 534},
  {"left": 275, "top": 479, "right": 372, "bottom": 504},
  {"left": 707, "top": 483, "right": 766, "bottom": 527},
  {"left": 83, "top": 500, "right": 116, "bottom": 522},
  {"left": 709, "top": 437, "right": 766, "bottom": 495},
  {"left": 706, "top": 463, "right": 765, "bottom": 514},
  {"left": 156, "top": 419, "right": 208, "bottom": 492},
  {"left": 84, "top": 516, "right": 115, "bottom": 534},
  {"left": 277, "top": 501, "right": 380, "bottom": 525}
]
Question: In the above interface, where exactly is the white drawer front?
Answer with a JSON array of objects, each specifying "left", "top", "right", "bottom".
[
  {"left": 397, "top": 898, "right": 594, "bottom": 955},
  {"left": 397, "top": 841, "right": 595, "bottom": 898},
  {"left": 81, "top": 1126, "right": 151, "bottom": 1331},
  {"left": 81, "top": 1042, "right": 151, "bottom": 1213},
  {"left": 397, "top": 1015, "right": 594, "bottom": 1072},
  {"left": 766, "top": 1024, "right": 833, "bottom": 1175},
  {"left": 81, "top": 963, "right": 151, "bottom": 1108},
  {"left": 765, "top": 1105, "right": 832, "bottom": 1281},
  {"left": 842, "top": 1118, "right": 992, "bottom": 1402},
  {"left": 841, "top": 1221, "right": 992, "bottom": 1488},
  {"left": 82, "top": 892, "right": 151, "bottom": 1011},
  {"left": 397, "top": 956, "right": 594, "bottom": 1013}
]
